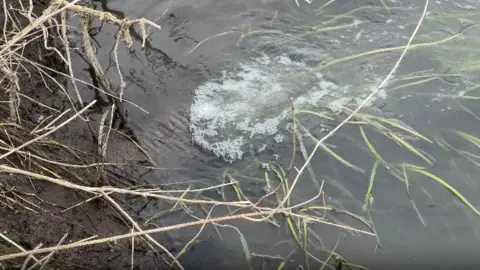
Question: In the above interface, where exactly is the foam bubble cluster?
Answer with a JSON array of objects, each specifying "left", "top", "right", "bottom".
[{"left": 189, "top": 55, "right": 382, "bottom": 162}]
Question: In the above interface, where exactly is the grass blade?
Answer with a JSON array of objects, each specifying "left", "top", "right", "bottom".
[
  {"left": 378, "top": 118, "right": 432, "bottom": 143},
  {"left": 363, "top": 160, "right": 380, "bottom": 211},
  {"left": 455, "top": 131, "right": 480, "bottom": 148},
  {"left": 320, "top": 143, "right": 365, "bottom": 173},
  {"left": 236, "top": 230, "right": 253, "bottom": 270},
  {"left": 287, "top": 217, "right": 302, "bottom": 246},
  {"left": 390, "top": 133, "right": 434, "bottom": 165},
  {"left": 298, "top": 123, "right": 364, "bottom": 173},
  {"left": 407, "top": 166, "right": 480, "bottom": 216},
  {"left": 315, "top": 33, "right": 461, "bottom": 70},
  {"left": 402, "top": 163, "right": 410, "bottom": 197},
  {"left": 277, "top": 260, "right": 286, "bottom": 270}
]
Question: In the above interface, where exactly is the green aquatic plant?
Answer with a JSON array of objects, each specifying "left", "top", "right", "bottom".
[
  {"left": 363, "top": 160, "right": 380, "bottom": 211},
  {"left": 406, "top": 165, "right": 480, "bottom": 216},
  {"left": 315, "top": 33, "right": 461, "bottom": 71}
]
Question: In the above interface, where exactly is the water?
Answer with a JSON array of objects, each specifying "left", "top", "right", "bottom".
[
  {"left": 74, "top": 0, "right": 480, "bottom": 268},
  {"left": 189, "top": 55, "right": 361, "bottom": 162}
]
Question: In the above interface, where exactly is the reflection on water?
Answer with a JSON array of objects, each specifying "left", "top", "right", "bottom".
[{"left": 83, "top": 0, "right": 480, "bottom": 268}]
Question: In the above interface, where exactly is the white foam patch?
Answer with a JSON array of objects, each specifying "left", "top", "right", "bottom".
[{"left": 189, "top": 55, "right": 385, "bottom": 162}]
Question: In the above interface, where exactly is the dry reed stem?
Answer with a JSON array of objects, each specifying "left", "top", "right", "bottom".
[
  {"left": 0, "top": 164, "right": 252, "bottom": 207},
  {"left": 1, "top": 0, "right": 160, "bottom": 55},
  {"left": 0, "top": 233, "right": 42, "bottom": 265},
  {"left": 32, "top": 233, "right": 68, "bottom": 270},
  {"left": 0, "top": 208, "right": 375, "bottom": 261},
  {"left": 1, "top": 0, "right": 160, "bottom": 127},
  {"left": 0, "top": 100, "right": 96, "bottom": 161},
  {"left": 20, "top": 243, "right": 42, "bottom": 270},
  {"left": 100, "top": 191, "right": 184, "bottom": 270},
  {"left": 0, "top": 0, "right": 81, "bottom": 56},
  {"left": 60, "top": 9, "right": 82, "bottom": 105}
]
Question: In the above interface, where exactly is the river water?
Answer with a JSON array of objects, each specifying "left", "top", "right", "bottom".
[{"left": 75, "top": 0, "right": 480, "bottom": 269}]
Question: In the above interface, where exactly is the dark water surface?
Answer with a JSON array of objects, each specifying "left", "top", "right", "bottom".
[{"left": 75, "top": 0, "right": 480, "bottom": 269}]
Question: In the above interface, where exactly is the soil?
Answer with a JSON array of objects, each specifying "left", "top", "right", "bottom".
[{"left": 0, "top": 1, "right": 167, "bottom": 269}]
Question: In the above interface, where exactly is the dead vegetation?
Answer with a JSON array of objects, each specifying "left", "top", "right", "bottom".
[{"left": 0, "top": 1, "right": 366, "bottom": 269}]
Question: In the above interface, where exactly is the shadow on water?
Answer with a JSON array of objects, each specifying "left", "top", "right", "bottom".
[{"left": 74, "top": 0, "right": 480, "bottom": 268}]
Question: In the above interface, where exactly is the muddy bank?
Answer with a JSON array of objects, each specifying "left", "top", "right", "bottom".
[{"left": 0, "top": 1, "right": 167, "bottom": 269}]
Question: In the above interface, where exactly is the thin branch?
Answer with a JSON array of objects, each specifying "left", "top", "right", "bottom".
[{"left": 276, "top": 0, "right": 430, "bottom": 211}]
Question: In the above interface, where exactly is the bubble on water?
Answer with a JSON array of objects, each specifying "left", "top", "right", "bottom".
[
  {"left": 274, "top": 134, "right": 284, "bottom": 144},
  {"left": 327, "top": 97, "right": 352, "bottom": 113},
  {"left": 257, "top": 144, "right": 267, "bottom": 153}
]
